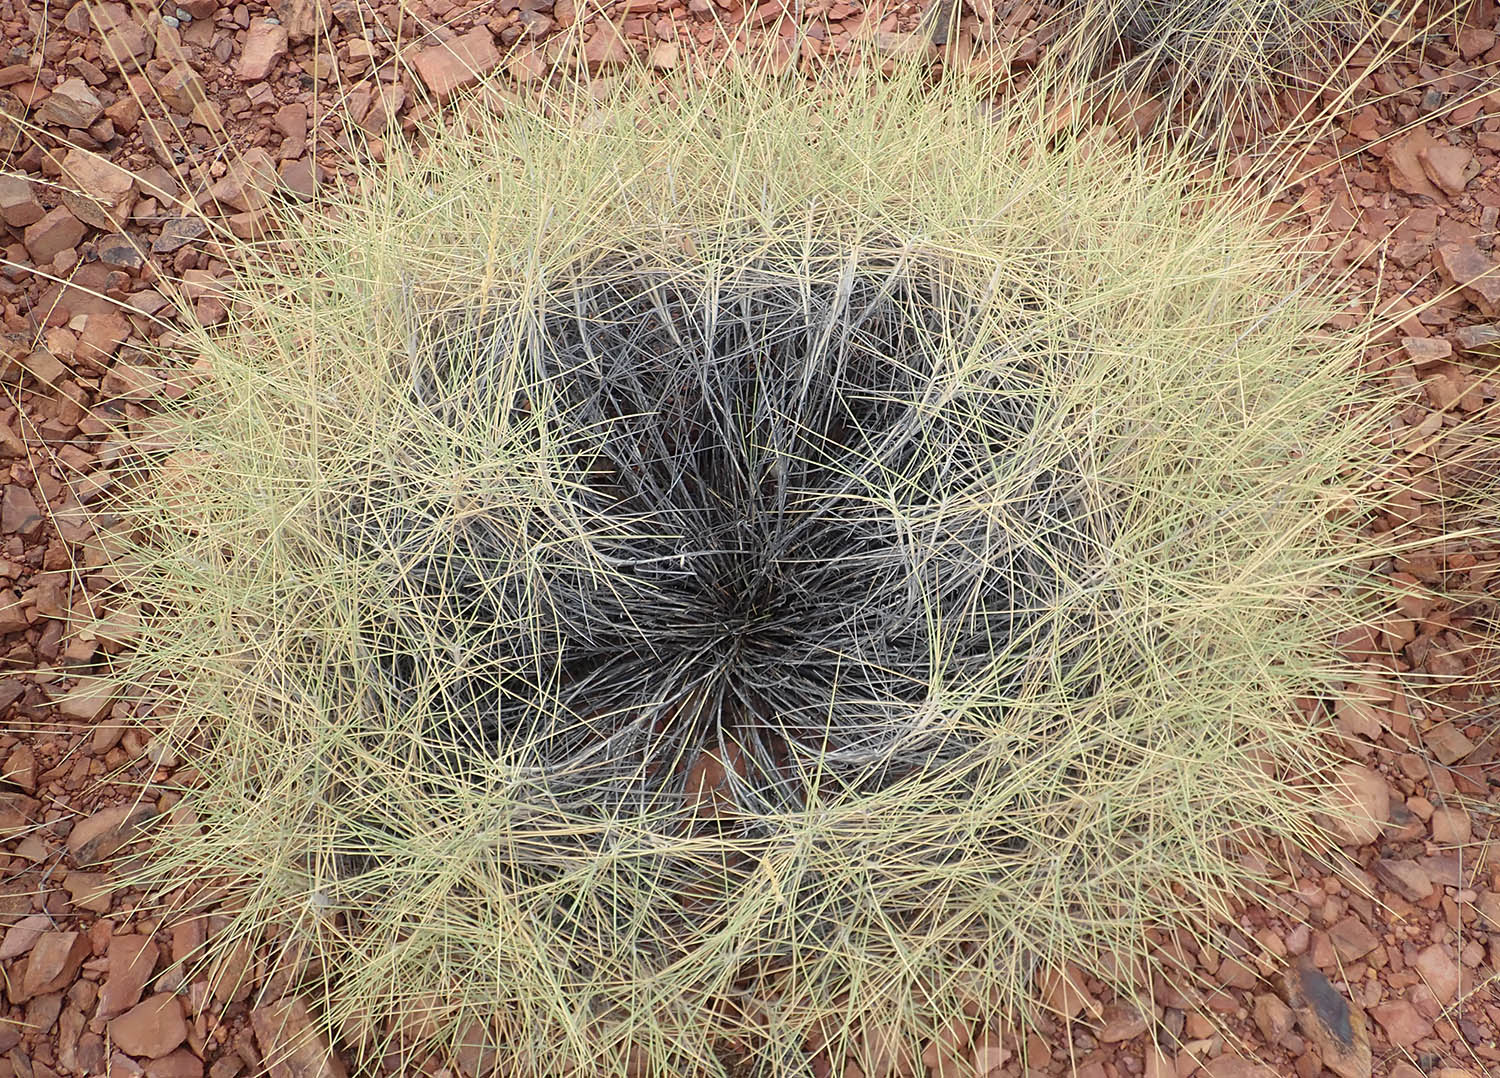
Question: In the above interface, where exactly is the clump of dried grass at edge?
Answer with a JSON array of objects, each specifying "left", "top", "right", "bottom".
[
  {"left": 85, "top": 53, "right": 1488, "bottom": 1078},
  {"left": 1037, "top": 0, "right": 1471, "bottom": 140}
]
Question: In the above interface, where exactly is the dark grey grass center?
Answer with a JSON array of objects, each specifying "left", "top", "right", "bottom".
[{"left": 343, "top": 250, "right": 1104, "bottom": 821}]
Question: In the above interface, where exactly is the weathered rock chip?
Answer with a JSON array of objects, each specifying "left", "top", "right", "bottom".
[
  {"left": 1283, "top": 959, "right": 1371, "bottom": 1078},
  {"left": 412, "top": 27, "right": 500, "bottom": 102},
  {"left": 67, "top": 799, "right": 157, "bottom": 865},
  {"left": 108, "top": 992, "right": 188, "bottom": 1058},
  {"left": 252, "top": 997, "right": 348, "bottom": 1078},
  {"left": 19, "top": 932, "right": 90, "bottom": 1001}
]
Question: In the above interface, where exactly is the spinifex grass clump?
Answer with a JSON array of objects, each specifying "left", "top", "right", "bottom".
[
  {"left": 1049, "top": 0, "right": 1405, "bottom": 131},
  {"left": 373, "top": 251, "right": 1099, "bottom": 811},
  {"left": 112, "top": 68, "right": 1400, "bottom": 1075}
]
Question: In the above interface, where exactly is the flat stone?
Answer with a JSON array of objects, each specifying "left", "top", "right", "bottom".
[
  {"left": 3, "top": 743, "right": 34, "bottom": 793},
  {"left": 61, "top": 870, "right": 113, "bottom": 913},
  {"left": 1037, "top": 961, "right": 1101, "bottom": 1022},
  {"left": 1424, "top": 723, "right": 1475, "bottom": 765},
  {"left": 208, "top": 147, "right": 279, "bottom": 212},
  {"left": 238, "top": 18, "right": 288, "bottom": 81},
  {"left": 20, "top": 932, "right": 89, "bottom": 1001},
  {"left": 99, "top": 934, "right": 158, "bottom": 1019},
  {"left": 53, "top": 675, "right": 115, "bottom": 722},
  {"left": 583, "top": 19, "right": 633, "bottom": 69},
  {"left": 67, "top": 798, "right": 156, "bottom": 865},
  {"left": 1329, "top": 916, "right": 1379, "bottom": 963},
  {"left": 33, "top": 77, "right": 103, "bottom": 128},
  {"left": 1430, "top": 805, "right": 1471, "bottom": 845},
  {"left": 0, "top": 913, "right": 52, "bottom": 961},
  {"left": 1284, "top": 959, "right": 1371, "bottom": 1078},
  {"left": 0, "top": 173, "right": 43, "bottom": 227},
  {"left": 1401, "top": 336, "right": 1452, "bottom": 366},
  {"left": 1322, "top": 764, "right": 1389, "bottom": 847},
  {"left": 1453, "top": 322, "right": 1500, "bottom": 353},
  {"left": 0, "top": 589, "right": 28, "bottom": 633},
  {"left": 2, "top": 484, "right": 43, "bottom": 536},
  {"left": 251, "top": 997, "right": 348, "bottom": 1078},
  {"left": 1419, "top": 145, "right": 1475, "bottom": 198},
  {"left": 145, "top": 1048, "right": 204, "bottom": 1077},
  {"left": 1097, "top": 1001, "right": 1147, "bottom": 1042},
  {"left": 278, "top": 156, "right": 321, "bottom": 200},
  {"left": 412, "top": 27, "right": 500, "bottom": 102},
  {"left": 157, "top": 65, "right": 208, "bottom": 115},
  {"left": 60, "top": 149, "right": 138, "bottom": 230},
  {"left": 1414, "top": 854, "right": 1465, "bottom": 889},
  {"left": 23, "top": 205, "right": 87, "bottom": 265},
  {"left": 1474, "top": 890, "right": 1500, "bottom": 930},
  {"left": 1374, "top": 858, "right": 1433, "bottom": 901},
  {"left": 1252, "top": 992, "right": 1295, "bottom": 1045},
  {"left": 97, "top": 232, "right": 148, "bottom": 271},
  {"left": 153, "top": 216, "right": 208, "bottom": 254},
  {"left": 1457, "top": 26, "right": 1497, "bottom": 60},
  {"left": 1370, "top": 999, "right": 1432, "bottom": 1048},
  {"left": 108, "top": 993, "right": 187, "bottom": 1059},
  {"left": 25, "top": 991, "right": 63, "bottom": 1035},
  {"left": 1434, "top": 239, "right": 1500, "bottom": 317},
  {"left": 1413, "top": 944, "right": 1460, "bottom": 1005},
  {"left": 278, "top": 0, "right": 329, "bottom": 42},
  {"left": 98, "top": 11, "right": 152, "bottom": 62},
  {"left": 1387, "top": 130, "right": 1444, "bottom": 201}
]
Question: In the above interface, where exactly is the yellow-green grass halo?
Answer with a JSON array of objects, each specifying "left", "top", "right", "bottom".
[{"left": 109, "top": 65, "right": 1404, "bottom": 1076}]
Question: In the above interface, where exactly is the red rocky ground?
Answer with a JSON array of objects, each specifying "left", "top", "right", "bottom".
[{"left": 0, "top": 1, "right": 1498, "bottom": 1076}]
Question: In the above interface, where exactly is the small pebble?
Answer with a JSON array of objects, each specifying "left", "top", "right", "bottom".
[{"left": 161, "top": 14, "right": 178, "bottom": 27}]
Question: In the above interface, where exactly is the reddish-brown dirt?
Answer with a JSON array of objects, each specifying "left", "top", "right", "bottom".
[{"left": 0, "top": 1, "right": 1498, "bottom": 1076}]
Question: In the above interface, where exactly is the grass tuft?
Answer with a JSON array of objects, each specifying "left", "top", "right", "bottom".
[
  {"left": 101, "top": 64, "right": 1432, "bottom": 1075},
  {"left": 1046, "top": 0, "right": 1430, "bottom": 134}
]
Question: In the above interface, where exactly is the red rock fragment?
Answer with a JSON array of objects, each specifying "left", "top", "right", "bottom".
[
  {"left": 99, "top": 934, "right": 159, "bottom": 1019},
  {"left": 239, "top": 19, "right": 289, "bottom": 81},
  {"left": 1418, "top": 145, "right": 1476, "bottom": 198},
  {"left": 1453, "top": 323, "right": 1500, "bottom": 353},
  {"left": 1283, "top": 959, "right": 1371, "bottom": 1078},
  {"left": 33, "top": 77, "right": 103, "bottom": 128},
  {"left": 1457, "top": 26, "right": 1497, "bottom": 60},
  {"left": 583, "top": 19, "right": 634, "bottom": 69},
  {"left": 1412, "top": 944, "right": 1461, "bottom": 1005},
  {"left": 62, "top": 870, "right": 114, "bottom": 913},
  {"left": 412, "top": 27, "right": 500, "bottom": 101},
  {"left": 1434, "top": 239, "right": 1500, "bottom": 317},
  {"left": 278, "top": 157, "right": 322, "bottom": 200},
  {"left": 1320, "top": 763, "right": 1389, "bottom": 846},
  {"left": 0, "top": 913, "right": 51, "bottom": 961},
  {"left": 277, "top": 0, "right": 330, "bottom": 43},
  {"left": 1386, "top": 130, "right": 1443, "bottom": 201},
  {"left": 0, "top": 174, "right": 43, "bottom": 227},
  {"left": 1097, "top": 1001, "right": 1147, "bottom": 1042},
  {"left": 67, "top": 799, "right": 157, "bottom": 865},
  {"left": 19, "top": 932, "right": 89, "bottom": 1001},
  {"left": 60, "top": 148, "right": 138, "bottom": 230},
  {"left": 108, "top": 993, "right": 188, "bottom": 1059},
  {"left": 210, "top": 147, "right": 279, "bottom": 212},
  {"left": 1400, "top": 337, "right": 1451, "bottom": 366},
  {"left": 1373, "top": 858, "right": 1433, "bottom": 901},
  {"left": 145, "top": 1048, "right": 204, "bottom": 1077},
  {"left": 158, "top": 65, "right": 210, "bottom": 117},
  {"left": 1370, "top": 999, "right": 1432, "bottom": 1048},
  {"left": 2, "top": 484, "right": 43, "bottom": 537},
  {"left": 22, "top": 205, "right": 87, "bottom": 265},
  {"left": 252, "top": 997, "right": 348, "bottom": 1078}
]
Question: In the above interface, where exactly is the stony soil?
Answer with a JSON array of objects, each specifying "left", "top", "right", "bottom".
[{"left": 0, "top": 0, "right": 1498, "bottom": 1076}]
